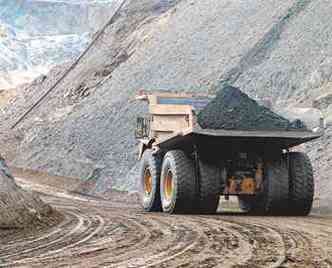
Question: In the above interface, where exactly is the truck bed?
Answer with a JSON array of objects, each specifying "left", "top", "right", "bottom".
[{"left": 156, "top": 127, "right": 322, "bottom": 150}]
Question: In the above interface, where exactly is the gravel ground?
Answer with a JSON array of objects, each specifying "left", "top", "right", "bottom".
[
  {"left": 1, "top": 0, "right": 332, "bottom": 211},
  {"left": 1, "top": 174, "right": 332, "bottom": 267}
]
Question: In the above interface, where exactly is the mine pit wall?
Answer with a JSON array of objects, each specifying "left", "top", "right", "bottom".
[
  {"left": 0, "top": 0, "right": 118, "bottom": 36},
  {"left": 1, "top": 0, "right": 332, "bottom": 213},
  {"left": 0, "top": 0, "right": 121, "bottom": 90}
]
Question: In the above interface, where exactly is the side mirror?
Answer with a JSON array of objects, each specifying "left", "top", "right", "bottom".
[{"left": 135, "top": 117, "right": 151, "bottom": 139}]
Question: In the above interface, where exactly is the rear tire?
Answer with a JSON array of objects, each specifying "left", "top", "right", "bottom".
[
  {"left": 160, "top": 150, "right": 196, "bottom": 214},
  {"left": 262, "top": 159, "right": 289, "bottom": 215},
  {"left": 139, "top": 150, "right": 162, "bottom": 212},
  {"left": 198, "top": 160, "right": 221, "bottom": 214},
  {"left": 288, "top": 152, "right": 314, "bottom": 216},
  {"left": 238, "top": 159, "right": 289, "bottom": 215}
]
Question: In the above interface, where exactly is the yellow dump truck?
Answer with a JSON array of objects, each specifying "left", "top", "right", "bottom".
[{"left": 135, "top": 91, "right": 323, "bottom": 215}]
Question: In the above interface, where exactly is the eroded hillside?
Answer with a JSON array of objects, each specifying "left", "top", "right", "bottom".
[{"left": 1, "top": 0, "right": 331, "bottom": 211}]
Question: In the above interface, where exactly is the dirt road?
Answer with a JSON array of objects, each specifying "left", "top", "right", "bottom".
[{"left": 1, "top": 177, "right": 332, "bottom": 268}]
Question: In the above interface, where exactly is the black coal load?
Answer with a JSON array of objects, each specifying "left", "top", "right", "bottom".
[{"left": 197, "top": 85, "right": 306, "bottom": 131}]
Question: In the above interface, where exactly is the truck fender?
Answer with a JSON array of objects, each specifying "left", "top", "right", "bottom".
[{"left": 138, "top": 138, "right": 155, "bottom": 160}]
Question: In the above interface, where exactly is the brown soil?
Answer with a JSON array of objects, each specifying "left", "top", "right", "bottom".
[{"left": 1, "top": 173, "right": 331, "bottom": 268}]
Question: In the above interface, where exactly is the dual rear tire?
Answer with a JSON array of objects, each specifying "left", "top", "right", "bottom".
[
  {"left": 197, "top": 161, "right": 221, "bottom": 214},
  {"left": 239, "top": 159, "right": 289, "bottom": 215},
  {"left": 288, "top": 152, "right": 314, "bottom": 216},
  {"left": 160, "top": 150, "right": 196, "bottom": 213},
  {"left": 238, "top": 152, "right": 314, "bottom": 216},
  {"left": 140, "top": 149, "right": 221, "bottom": 214}
]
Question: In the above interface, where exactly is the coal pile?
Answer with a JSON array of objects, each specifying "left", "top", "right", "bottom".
[{"left": 197, "top": 85, "right": 306, "bottom": 131}]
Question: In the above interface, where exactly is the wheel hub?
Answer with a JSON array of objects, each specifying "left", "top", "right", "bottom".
[
  {"left": 164, "top": 170, "right": 173, "bottom": 200},
  {"left": 144, "top": 168, "right": 152, "bottom": 195}
]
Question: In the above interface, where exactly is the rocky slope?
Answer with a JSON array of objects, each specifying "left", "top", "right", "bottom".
[
  {"left": 1, "top": 0, "right": 332, "bottom": 211},
  {"left": 0, "top": 0, "right": 117, "bottom": 90}
]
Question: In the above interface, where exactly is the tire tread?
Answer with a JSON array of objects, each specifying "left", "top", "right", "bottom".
[
  {"left": 198, "top": 161, "right": 221, "bottom": 214},
  {"left": 140, "top": 150, "right": 162, "bottom": 212},
  {"left": 288, "top": 152, "right": 314, "bottom": 216},
  {"left": 161, "top": 150, "right": 196, "bottom": 213}
]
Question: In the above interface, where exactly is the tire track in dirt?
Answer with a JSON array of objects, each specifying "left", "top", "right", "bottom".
[
  {"left": 189, "top": 216, "right": 287, "bottom": 268},
  {"left": 1, "top": 208, "right": 104, "bottom": 265},
  {"left": 1, "top": 179, "right": 332, "bottom": 268},
  {"left": 224, "top": 216, "right": 332, "bottom": 268},
  {"left": 99, "top": 215, "right": 202, "bottom": 267},
  {"left": 143, "top": 216, "right": 252, "bottom": 268}
]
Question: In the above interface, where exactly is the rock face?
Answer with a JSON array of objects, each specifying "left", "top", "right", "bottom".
[
  {"left": 197, "top": 85, "right": 304, "bottom": 131},
  {"left": 1, "top": 0, "right": 332, "bottom": 212},
  {"left": 0, "top": 156, "right": 52, "bottom": 229},
  {"left": 0, "top": 0, "right": 117, "bottom": 90}
]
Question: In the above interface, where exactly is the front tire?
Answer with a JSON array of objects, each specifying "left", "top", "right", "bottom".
[
  {"left": 139, "top": 150, "right": 162, "bottom": 212},
  {"left": 160, "top": 150, "right": 196, "bottom": 214}
]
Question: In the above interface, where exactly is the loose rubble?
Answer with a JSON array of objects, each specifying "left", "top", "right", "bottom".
[{"left": 197, "top": 85, "right": 306, "bottom": 131}]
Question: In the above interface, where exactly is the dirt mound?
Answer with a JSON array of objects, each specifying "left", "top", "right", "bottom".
[
  {"left": 198, "top": 85, "right": 305, "bottom": 131},
  {"left": 0, "top": 156, "right": 54, "bottom": 229}
]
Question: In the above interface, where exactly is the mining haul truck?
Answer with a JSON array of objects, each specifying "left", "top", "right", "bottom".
[{"left": 135, "top": 91, "right": 323, "bottom": 216}]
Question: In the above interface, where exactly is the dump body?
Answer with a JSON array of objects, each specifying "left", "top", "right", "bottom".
[{"left": 136, "top": 91, "right": 323, "bottom": 154}]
